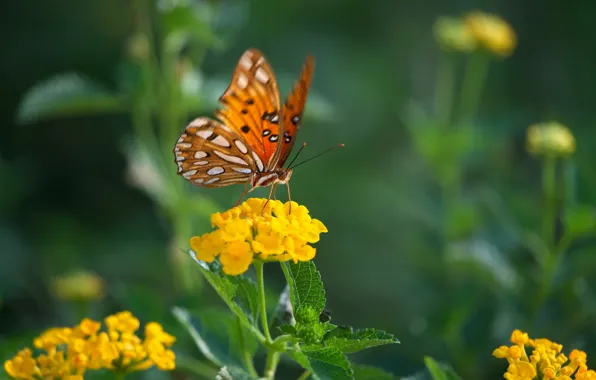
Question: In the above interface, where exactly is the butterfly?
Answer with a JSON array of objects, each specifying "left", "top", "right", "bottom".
[{"left": 174, "top": 48, "right": 314, "bottom": 203}]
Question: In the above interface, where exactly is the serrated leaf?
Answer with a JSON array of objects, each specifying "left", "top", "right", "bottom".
[
  {"left": 564, "top": 205, "right": 596, "bottom": 238},
  {"left": 352, "top": 363, "right": 395, "bottom": 380},
  {"left": 281, "top": 261, "right": 326, "bottom": 317},
  {"left": 424, "top": 357, "right": 462, "bottom": 380},
  {"left": 299, "top": 347, "right": 354, "bottom": 380},
  {"left": 17, "top": 73, "right": 124, "bottom": 124},
  {"left": 323, "top": 328, "right": 399, "bottom": 353},
  {"left": 187, "top": 252, "right": 264, "bottom": 342}
]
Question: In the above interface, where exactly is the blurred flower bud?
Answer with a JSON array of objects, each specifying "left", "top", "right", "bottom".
[
  {"left": 527, "top": 121, "right": 576, "bottom": 158},
  {"left": 465, "top": 11, "right": 517, "bottom": 57},
  {"left": 433, "top": 16, "right": 477, "bottom": 53},
  {"left": 127, "top": 33, "right": 150, "bottom": 62},
  {"left": 51, "top": 270, "right": 105, "bottom": 301}
]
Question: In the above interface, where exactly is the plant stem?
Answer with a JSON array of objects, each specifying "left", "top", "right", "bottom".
[
  {"left": 254, "top": 260, "right": 272, "bottom": 343},
  {"left": 434, "top": 51, "right": 455, "bottom": 128},
  {"left": 542, "top": 156, "right": 557, "bottom": 249},
  {"left": 237, "top": 316, "right": 259, "bottom": 377},
  {"left": 297, "top": 370, "right": 311, "bottom": 380},
  {"left": 264, "top": 350, "right": 281, "bottom": 380},
  {"left": 457, "top": 52, "right": 491, "bottom": 123}
]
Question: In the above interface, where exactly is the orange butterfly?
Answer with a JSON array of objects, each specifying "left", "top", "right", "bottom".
[{"left": 174, "top": 48, "right": 314, "bottom": 203}]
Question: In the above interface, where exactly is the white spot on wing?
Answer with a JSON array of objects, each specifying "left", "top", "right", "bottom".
[
  {"left": 207, "top": 167, "right": 225, "bottom": 175},
  {"left": 193, "top": 161, "right": 209, "bottom": 165},
  {"left": 182, "top": 170, "right": 198, "bottom": 179},
  {"left": 234, "top": 140, "right": 248, "bottom": 154},
  {"left": 214, "top": 150, "right": 248, "bottom": 166},
  {"left": 252, "top": 151, "right": 264, "bottom": 171},
  {"left": 190, "top": 119, "right": 209, "bottom": 127},
  {"left": 233, "top": 167, "right": 252, "bottom": 174},
  {"left": 205, "top": 178, "right": 220, "bottom": 184},
  {"left": 194, "top": 151, "right": 208, "bottom": 159},
  {"left": 255, "top": 67, "right": 269, "bottom": 83},
  {"left": 237, "top": 74, "right": 248, "bottom": 89},
  {"left": 194, "top": 178, "right": 204, "bottom": 184},
  {"left": 212, "top": 135, "right": 231, "bottom": 147},
  {"left": 240, "top": 55, "right": 252, "bottom": 70},
  {"left": 175, "top": 154, "right": 185, "bottom": 162},
  {"left": 197, "top": 129, "right": 213, "bottom": 139},
  {"left": 177, "top": 143, "right": 192, "bottom": 149},
  {"left": 177, "top": 134, "right": 187, "bottom": 143}
]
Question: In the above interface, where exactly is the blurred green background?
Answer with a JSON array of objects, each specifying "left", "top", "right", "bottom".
[{"left": 3, "top": 0, "right": 596, "bottom": 379}]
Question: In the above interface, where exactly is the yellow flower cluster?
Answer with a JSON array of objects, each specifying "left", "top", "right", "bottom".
[
  {"left": 50, "top": 270, "right": 105, "bottom": 301},
  {"left": 434, "top": 11, "right": 516, "bottom": 56},
  {"left": 527, "top": 121, "right": 576, "bottom": 158},
  {"left": 493, "top": 329, "right": 595, "bottom": 380},
  {"left": 4, "top": 311, "right": 176, "bottom": 379},
  {"left": 190, "top": 198, "right": 328, "bottom": 276}
]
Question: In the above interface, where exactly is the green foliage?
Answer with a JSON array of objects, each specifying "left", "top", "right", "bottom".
[
  {"left": 16, "top": 73, "right": 124, "bottom": 124},
  {"left": 564, "top": 205, "right": 596, "bottom": 239},
  {"left": 175, "top": 256, "right": 399, "bottom": 379},
  {"left": 351, "top": 364, "right": 396, "bottom": 380},
  {"left": 423, "top": 357, "right": 462, "bottom": 380}
]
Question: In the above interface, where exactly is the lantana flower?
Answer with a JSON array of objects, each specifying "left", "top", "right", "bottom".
[
  {"left": 189, "top": 198, "right": 328, "bottom": 276},
  {"left": 493, "top": 329, "right": 595, "bottom": 379}
]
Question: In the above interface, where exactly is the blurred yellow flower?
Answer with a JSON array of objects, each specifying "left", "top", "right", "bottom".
[
  {"left": 433, "top": 16, "right": 477, "bottom": 53},
  {"left": 493, "top": 329, "right": 594, "bottom": 379},
  {"left": 189, "top": 198, "right": 328, "bottom": 276},
  {"left": 527, "top": 121, "right": 576, "bottom": 158},
  {"left": 4, "top": 311, "right": 176, "bottom": 379},
  {"left": 465, "top": 11, "right": 517, "bottom": 56},
  {"left": 51, "top": 270, "right": 105, "bottom": 302}
]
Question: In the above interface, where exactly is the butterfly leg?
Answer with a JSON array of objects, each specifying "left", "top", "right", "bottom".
[
  {"left": 234, "top": 181, "right": 250, "bottom": 207},
  {"left": 286, "top": 182, "right": 292, "bottom": 213},
  {"left": 262, "top": 183, "right": 278, "bottom": 213}
]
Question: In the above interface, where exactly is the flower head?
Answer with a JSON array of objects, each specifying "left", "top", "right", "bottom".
[
  {"left": 189, "top": 198, "right": 328, "bottom": 276},
  {"left": 51, "top": 270, "right": 105, "bottom": 301},
  {"left": 493, "top": 329, "right": 592, "bottom": 379},
  {"left": 433, "top": 16, "right": 477, "bottom": 53},
  {"left": 465, "top": 11, "right": 517, "bottom": 56},
  {"left": 4, "top": 311, "right": 176, "bottom": 379},
  {"left": 527, "top": 121, "right": 576, "bottom": 158}
]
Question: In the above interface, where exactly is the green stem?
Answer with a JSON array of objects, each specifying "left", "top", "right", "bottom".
[
  {"left": 237, "top": 316, "right": 259, "bottom": 377},
  {"left": 434, "top": 51, "right": 455, "bottom": 127},
  {"left": 297, "top": 370, "right": 311, "bottom": 380},
  {"left": 542, "top": 157, "right": 557, "bottom": 249},
  {"left": 254, "top": 260, "right": 272, "bottom": 342},
  {"left": 457, "top": 52, "right": 491, "bottom": 123},
  {"left": 264, "top": 350, "right": 281, "bottom": 380}
]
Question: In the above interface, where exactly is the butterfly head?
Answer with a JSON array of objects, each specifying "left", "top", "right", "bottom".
[{"left": 250, "top": 169, "right": 293, "bottom": 190}]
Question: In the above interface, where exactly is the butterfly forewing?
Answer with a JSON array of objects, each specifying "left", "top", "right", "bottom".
[
  {"left": 214, "top": 49, "right": 283, "bottom": 170},
  {"left": 276, "top": 55, "right": 315, "bottom": 168},
  {"left": 174, "top": 117, "right": 261, "bottom": 187}
]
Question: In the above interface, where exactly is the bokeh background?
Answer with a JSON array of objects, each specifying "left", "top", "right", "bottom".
[{"left": 3, "top": 0, "right": 596, "bottom": 379}]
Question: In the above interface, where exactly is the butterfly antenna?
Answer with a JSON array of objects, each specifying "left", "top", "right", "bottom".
[
  {"left": 289, "top": 143, "right": 344, "bottom": 170},
  {"left": 285, "top": 142, "right": 308, "bottom": 169}
]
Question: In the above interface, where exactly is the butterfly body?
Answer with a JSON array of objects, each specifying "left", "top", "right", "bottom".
[{"left": 174, "top": 48, "right": 314, "bottom": 200}]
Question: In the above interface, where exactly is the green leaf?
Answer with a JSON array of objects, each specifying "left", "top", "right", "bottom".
[
  {"left": 323, "top": 328, "right": 399, "bottom": 353},
  {"left": 187, "top": 251, "right": 264, "bottom": 342},
  {"left": 564, "top": 205, "right": 596, "bottom": 238},
  {"left": 424, "top": 357, "right": 462, "bottom": 380},
  {"left": 297, "top": 347, "right": 354, "bottom": 380},
  {"left": 215, "top": 365, "right": 257, "bottom": 380},
  {"left": 281, "top": 261, "right": 326, "bottom": 317},
  {"left": 16, "top": 73, "right": 125, "bottom": 124},
  {"left": 162, "top": 4, "right": 223, "bottom": 48},
  {"left": 352, "top": 364, "right": 395, "bottom": 380}
]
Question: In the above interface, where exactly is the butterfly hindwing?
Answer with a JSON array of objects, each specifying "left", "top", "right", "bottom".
[
  {"left": 276, "top": 55, "right": 315, "bottom": 168},
  {"left": 174, "top": 117, "right": 263, "bottom": 187},
  {"left": 215, "top": 49, "right": 282, "bottom": 170}
]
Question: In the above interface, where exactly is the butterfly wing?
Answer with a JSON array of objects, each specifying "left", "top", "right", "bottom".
[
  {"left": 174, "top": 117, "right": 263, "bottom": 187},
  {"left": 275, "top": 54, "right": 315, "bottom": 168},
  {"left": 214, "top": 49, "right": 283, "bottom": 171}
]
